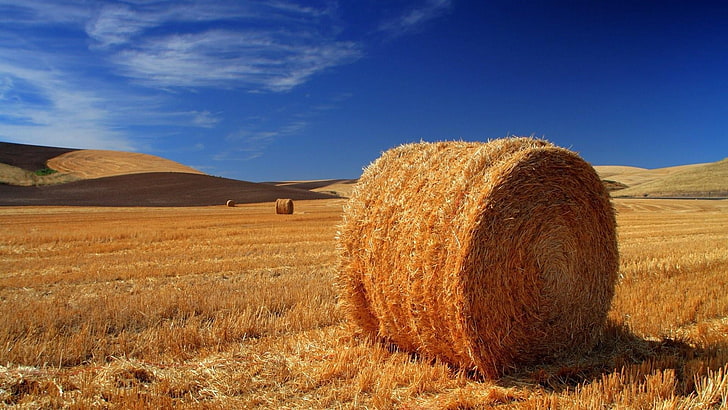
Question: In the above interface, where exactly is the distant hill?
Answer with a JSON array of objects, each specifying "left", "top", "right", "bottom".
[
  {"left": 606, "top": 159, "right": 728, "bottom": 198},
  {"left": 594, "top": 159, "right": 728, "bottom": 198},
  {"left": 0, "top": 142, "right": 336, "bottom": 206},
  {"left": 592, "top": 165, "right": 648, "bottom": 179},
  {"left": 47, "top": 149, "right": 204, "bottom": 179},
  {"left": 0, "top": 172, "right": 335, "bottom": 206},
  {"left": 593, "top": 163, "right": 708, "bottom": 188},
  {"left": 278, "top": 158, "right": 728, "bottom": 199},
  {"left": 270, "top": 179, "right": 358, "bottom": 198},
  {"left": 3, "top": 141, "right": 725, "bottom": 204},
  {"left": 296, "top": 159, "right": 728, "bottom": 199}
]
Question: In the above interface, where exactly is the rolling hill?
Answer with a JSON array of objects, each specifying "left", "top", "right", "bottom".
[
  {"left": 283, "top": 158, "right": 728, "bottom": 199},
  {"left": 271, "top": 179, "right": 358, "bottom": 198},
  {"left": 47, "top": 149, "right": 205, "bottom": 179},
  {"left": 593, "top": 163, "right": 710, "bottom": 189},
  {"left": 2, "top": 141, "right": 726, "bottom": 205},
  {"left": 602, "top": 158, "right": 728, "bottom": 198},
  {"left": 0, "top": 142, "right": 336, "bottom": 206}
]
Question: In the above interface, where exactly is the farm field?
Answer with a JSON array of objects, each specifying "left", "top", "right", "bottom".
[{"left": 1, "top": 198, "right": 728, "bottom": 408}]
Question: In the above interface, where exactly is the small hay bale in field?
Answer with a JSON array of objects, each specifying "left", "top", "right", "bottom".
[
  {"left": 275, "top": 198, "right": 294, "bottom": 214},
  {"left": 226, "top": 199, "right": 235, "bottom": 207},
  {"left": 337, "top": 137, "right": 619, "bottom": 378}
]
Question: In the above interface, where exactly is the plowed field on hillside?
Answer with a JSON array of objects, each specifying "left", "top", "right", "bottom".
[{"left": 0, "top": 172, "right": 335, "bottom": 206}]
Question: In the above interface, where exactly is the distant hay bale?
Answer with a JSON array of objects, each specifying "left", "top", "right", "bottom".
[
  {"left": 275, "top": 198, "right": 294, "bottom": 214},
  {"left": 337, "top": 137, "right": 619, "bottom": 378},
  {"left": 226, "top": 200, "right": 235, "bottom": 207}
]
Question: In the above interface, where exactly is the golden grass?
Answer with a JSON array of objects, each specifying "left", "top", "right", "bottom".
[
  {"left": 0, "top": 163, "right": 79, "bottom": 186},
  {"left": 593, "top": 165, "right": 649, "bottom": 178},
  {"left": 310, "top": 180, "right": 357, "bottom": 198},
  {"left": 46, "top": 149, "right": 204, "bottom": 179},
  {"left": 593, "top": 163, "right": 709, "bottom": 188},
  {"left": 593, "top": 160, "right": 728, "bottom": 198},
  {"left": 273, "top": 180, "right": 358, "bottom": 198},
  {"left": 1, "top": 198, "right": 727, "bottom": 408},
  {"left": 338, "top": 138, "right": 618, "bottom": 378},
  {"left": 615, "top": 158, "right": 728, "bottom": 197}
]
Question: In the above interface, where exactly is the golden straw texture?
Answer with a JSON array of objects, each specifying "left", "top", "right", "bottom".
[
  {"left": 337, "top": 137, "right": 618, "bottom": 378},
  {"left": 275, "top": 198, "right": 294, "bottom": 214}
]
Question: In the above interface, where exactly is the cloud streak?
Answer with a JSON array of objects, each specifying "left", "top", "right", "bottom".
[
  {"left": 0, "top": 49, "right": 135, "bottom": 150},
  {"left": 113, "top": 30, "right": 360, "bottom": 91},
  {"left": 220, "top": 119, "right": 309, "bottom": 161},
  {"left": 1, "top": 1, "right": 363, "bottom": 93},
  {"left": 1, "top": 0, "right": 453, "bottom": 95},
  {"left": 379, "top": 0, "right": 452, "bottom": 36},
  {"left": 0, "top": 46, "right": 221, "bottom": 150},
  {"left": 87, "top": 1, "right": 361, "bottom": 92},
  {"left": 0, "top": 0, "right": 90, "bottom": 26}
]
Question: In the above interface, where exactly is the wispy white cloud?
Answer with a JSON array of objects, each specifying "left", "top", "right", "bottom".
[
  {"left": 0, "top": 47, "right": 220, "bottom": 150},
  {"left": 0, "top": 76, "right": 13, "bottom": 100},
  {"left": 189, "top": 111, "right": 220, "bottom": 128},
  {"left": 378, "top": 0, "right": 452, "bottom": 36},
  {"left": 129, "top": 108, "right": 223, "bottom": 129},
  {"left": 85, "top": 2, "right": 256, "bottom": 47},
  {"left": 85, "top": 3, "right": 155, "bottom": 47},
  {"left": 82, "top": 1, "right": 359, "bottom": 91},
  {"left": 1, "top": 0, "right": 451, "bottom": 96},
  {"left": 113, "top": 30, "right": 360, "bottom": 91},
  {"left": 0, "top": 0, "right": 91, "bottom": 26},
  {"left": 0, "top": 1, "right": 133, "bottom": 149},
  {"left": 219, "top": 120, "right": 308, "bottom": 161},
  {"left": 1, "top": 1, "right": 359, "bottom": 93},
  {"left": 0, "top": 50, "right": 135, "bottom": 150}
]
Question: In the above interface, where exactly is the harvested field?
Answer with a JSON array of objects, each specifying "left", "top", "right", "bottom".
[
  {"left": 1, "top": 198, "right": 727, "bottom": 408},
  {"left": 47, "top": 149, "right": 204, "bottom": 179}
]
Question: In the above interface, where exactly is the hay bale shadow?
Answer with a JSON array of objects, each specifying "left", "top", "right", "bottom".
[{"left": 497, "top": 320, "right": 728, "bottom": 394}]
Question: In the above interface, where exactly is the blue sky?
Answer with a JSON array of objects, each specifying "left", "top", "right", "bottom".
[{"left": 1, "top": 1, "right": 726, "bottom": 181}]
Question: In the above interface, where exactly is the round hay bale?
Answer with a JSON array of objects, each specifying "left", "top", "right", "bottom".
[
  {"left": 275, "top": 198, "right": 294, "bottom": 214},
  {"left": 226, "top": 199, "right": 235, "bottom": 207},
  {"left": 337, "top": 137, "right": 618, "bottom": 378}
]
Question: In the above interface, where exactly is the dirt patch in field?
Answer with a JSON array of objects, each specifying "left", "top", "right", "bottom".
[{"left": 0, "top": 142, "right": 77, "bottom": 171}]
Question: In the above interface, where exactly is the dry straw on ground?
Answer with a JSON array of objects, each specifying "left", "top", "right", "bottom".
[
  {"left": 226, "top": 199, "right": 235, "bottom": 207},
  {"left": 276, "top": 198, "right": 294, "bottom": 214},
  {"left": 337, "top": 137, "right": 619, "bottom": 378}
]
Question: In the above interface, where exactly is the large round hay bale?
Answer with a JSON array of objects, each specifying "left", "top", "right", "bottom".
[
  {"left": 226, "top": 199, "right": 235, "bottom": 207},
  {"left": 337, "top": 137, "right": 618, "bottom": 378},
  {"left": 275, "top": 198, "right": 294, "bottom": 214}
]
